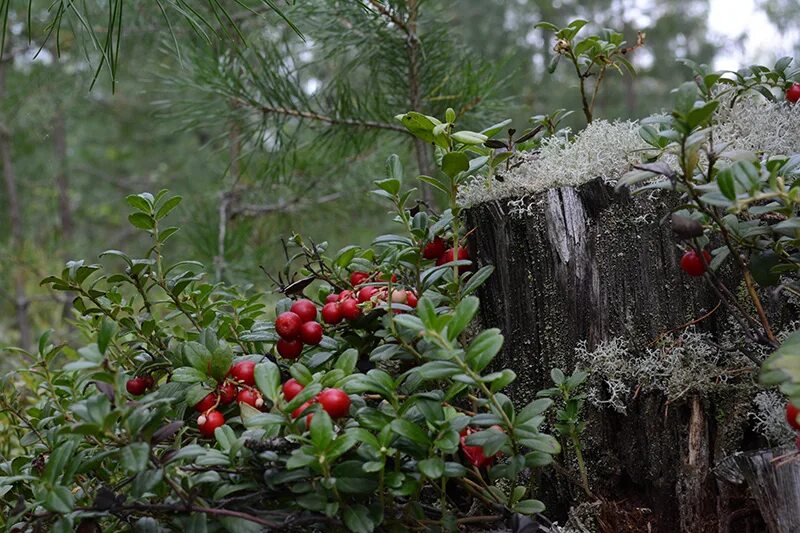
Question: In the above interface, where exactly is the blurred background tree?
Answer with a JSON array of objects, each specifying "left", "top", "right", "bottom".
[{"left": 0, "top": 0, "right": 797, "bottom": 352}]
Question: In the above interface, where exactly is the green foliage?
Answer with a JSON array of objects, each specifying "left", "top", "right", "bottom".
[
  {"left": 538, "top": 368, "right": 589, "bottom": 493},
  {"left": 617, "top": 57, "right": 800, "bottom": 404},
  {"left": 0, "top": 140, "right": 561, "bottom": 530},
  {"left": 537, "top": 18, "right": 642, "bottom": 123}
]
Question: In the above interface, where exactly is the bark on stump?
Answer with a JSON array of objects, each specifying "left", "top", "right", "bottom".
[
  {"left": 717, "top": 447, "right": 800, "bottom": 533},
  {"left": 465, "top": 178, "right": 756, "bottom": 532}
]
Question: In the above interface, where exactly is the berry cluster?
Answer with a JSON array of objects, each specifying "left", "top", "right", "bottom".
[
  {"left": 282, "top": 378, "right": 351, "bottom": 427},
  {"left": 423, "top": 237, "right": 471, "bottom": 274},
  {"left": 125, "top": 374, "right": 155, "bottom": 395},
  {"left": 322, "top": 270, "right": 418, "bottom": 325},
  {"left": 275, "top": 299, "right": 324, "bottom": 359},
  {"left": 194, "top": 360, "right": 265, "bottom": 437}
]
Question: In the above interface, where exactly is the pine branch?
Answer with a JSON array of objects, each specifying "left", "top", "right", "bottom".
[
  {"left": 232, "top": 98, "right": 407, "bottom": 133},
  {"left": 230, "top": 192, "right": 344, "bottom": 217}
]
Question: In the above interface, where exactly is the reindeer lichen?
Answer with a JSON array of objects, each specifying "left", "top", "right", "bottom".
[
  {"left": 461, "top": 96, "right": 800, "bottom": 207},
  {"left": 576, "top": 329, "right": 754, "bottom": 414},
  {"left": 749, "top": 390, "right": 796, "bottom": 446}
]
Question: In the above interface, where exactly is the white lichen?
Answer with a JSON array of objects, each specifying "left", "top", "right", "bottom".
[
  {"left": 749, "top": 390, "right": 796, "bottom": 446},
  {"left": 577, "top": 329, "right": 754, "bottom": 414},
  {"left": 714, "top": 95, "right": 800, "bottom": 156},
  {"left": 459, "top": 120, "right": 648, "bottom": 206},
  {"left": 460, "top": 93, "right": 800, "bottom": 207}
]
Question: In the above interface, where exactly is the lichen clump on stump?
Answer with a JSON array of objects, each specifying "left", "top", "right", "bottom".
[{"left": 459, "top": 95, "right": 800, "bottom": 207}]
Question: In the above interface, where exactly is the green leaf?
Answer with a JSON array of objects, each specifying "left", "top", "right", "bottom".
[
  {"left": 183, "top": 342, "right": 212, "bottom": 373},
  {"left": 687, "top": 100, "right": 719, "bottom": 128},
  {"left": 172, "top": 367, "right": 207, "bottom": 383},
  {"left": 749, "top": 250, "right": 781, "bottom": 287},
  {"left": 416, "top": 361, "right": 461, "bottom": 380},
  {"left": 516, "top": 398, "right": 553, "bottom": 425},
  {"left": 466, "top": 329, "right": 503, "bottom": 372},
  {"left": 44, "top": 485, "right": 74, "bottom": 514},
  {"left": 97, "top": 318, "right": 117, "bottom": 355},
  {"left": 43, "top": 440, "right": 77, "bottom": 484},
  {"left": 374, "top": 178, "right": 400, "bottom": 196},
  {"left": 385, "top": 154, "right": 403, "bottom": 181},
  {"left": 716, "top": 169, "right": 737, "bottom": 200},
  {"left": 417, "top": 457, "right": 444, "bottom": 478},
  {"left": 462, "top": 265, "right": 494, "bottom": 296},
  {"left": 451, "top": 130, "right": 488, "bottom": 145},
  {"left": 343, "top": 504, "right": 375, "bottom": 533},
  {"left": 398, "top": 112, "right": 437, "bottom": 143},
  {"left": 126, "top": 194, "right": 152, "bottom": 212},
  {"left": 441, "top": 152, "right": 470, "bottom": 178},
  {"left": 121, "top": 442, "right": 150, "bottom": 473},
  {"left": 514, "top": 499, "right": 546, "bottom": 515},
  {"left": 335, "top": 349, "right": 358, "bottom": 374},
  {"left": 155, "top": 196, "right": 182, "bottom": 220},
  {"left": 209, "top": 349, "right": 233, "bottom": 383},
  {"left": 310, "top": 410, "right": 334, "bottom": 451},
  {"left": 254, "top": 360, "right": 281, "bottom": 402},
  {"left": 447, "top": 296, "right": 479, "bottom": 341},
  {"left": 128, "top": 212, "right": 155, "bottom": 230},
  {"left": 390, "top": 419, "right": 431, "bottom": 447},
  {"left": 762, "top": 329, "right": 800, "bottom": 397},
  {"left": 520, "top": 434, "right": 561, "bottom": 454}
]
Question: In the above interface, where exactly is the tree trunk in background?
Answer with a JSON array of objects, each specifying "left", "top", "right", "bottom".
[
  {"left": 53, "top": 103, "right": 75, "bottom": 323},
  {"left": 466, "top": 178, "right": 762, "bottom": 532},
  {"left": 0, "top": 59, "right": 32, "bottom": 351},
  {"left": 54, "top": 105, "right": 72, "bottom": 237}
]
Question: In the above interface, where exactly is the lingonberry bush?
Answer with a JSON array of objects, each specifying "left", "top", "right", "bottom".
[
  {"left": 617, "top": 57, "right": 800, "bottom": 423},
  {"left": 0, "top": 111, "right": 565, "bottom": 531}
]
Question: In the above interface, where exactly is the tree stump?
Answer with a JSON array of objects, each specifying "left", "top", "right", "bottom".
[
  {"left": 717, "top": 447, "right": 800, "bottom": 533},
  {"left": 465, "top": 178, "right": 756, "bottom": 532}
]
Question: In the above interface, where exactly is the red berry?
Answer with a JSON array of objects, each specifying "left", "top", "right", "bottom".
[
  {"left": 787, "top": 402, "right": 800, "bottom": 431},
  {"left": 406, "top": 291, "right": 418, "bottom": 308},
  {"left": 680, "top": 249, "right": 711, "bottom": 277},
  {"left": 194, "top": 392, "right": 218, "bottom": 413},
  {"left": 290, "top": 299, "right": 317, "bottom": 323},
  {"left": 423, "top": 237, "right": 446, "bottom": 259},
  {"left": 321, "top": 302, "right": 343, "bottom": 325},
  {"left": 378, "top": 272, "right": 398, "bottom": 283},
  {"left": 358, "top": 286, "right": 379, "bottom": 302},
  {"left": 275, "top": 311, "right": 303, "bottom": 340},
  {"left": 325, "top": 293, "right": 339, "bottom": 304},
  {"left": 436, "top": 247, "right": 471, "bottom": 273},
  {"left": 299, "top": 321, "right": 323, "bottom": 345},
  {"left": 230, "top": 361, "right": 256, "bottom": 386},
  {"left": 459, "top": 427, "right": 498, "bottom": 468},
  {"left": 350, "top": 271, "right": 370, "bottom": 286},
  {"left": 390, "top": 289, "right": 408, "bottom": 304},
  {"left": 142, "top": 375, "right": 155, "bottom": 390},
  {"left": 317, "top": 388, "right": 351, "bottom": 418},
  {"left": 787, "top": 83, "right": 800, "bottom": 104},
  {"left": 218, "top": 382, "right": 238, "bottom": 404},
  {"left": 338, "top": 290, "right": 353, "bottom": 301},
  {"left": 237, "top": 388, "right": 263, "bottom": 409},
  {"left": 126, "top": 377, "right": 147, "bottom": 396},
  {"left": 339, "top": 298, "right": 361, "bottom": 321},
  {"left": 282, "top": 378, "right": 304, "bottom": 401},
  {"left": 277, "top": 338, "right": 304, "bottom": 359},
  {"left": 198, "top": 410, "right": 225, "bottom": 437},
  {"left": 292, "top": 399, "right": 315, "bottom": 419}
]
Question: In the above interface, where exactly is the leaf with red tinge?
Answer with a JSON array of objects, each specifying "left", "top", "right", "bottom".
[{"left": 151, "top": 421, "right": 184, "bottom": 444}]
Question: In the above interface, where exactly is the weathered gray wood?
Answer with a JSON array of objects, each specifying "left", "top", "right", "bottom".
[
  {"left": 729, "top": 447, "right": 800, "bottom": 533},
  {"left": 465, "top": 178, "right": 754, "bottom": 532}
]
